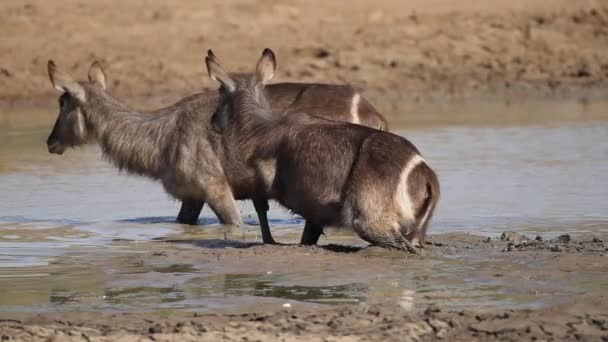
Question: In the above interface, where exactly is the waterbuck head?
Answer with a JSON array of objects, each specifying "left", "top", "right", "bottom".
[
  {"left": 205, "top": 49, "right": 277, "bottom": 131},
  {"left": 46, "top": 60, "right": 107, "bottom": 154}
]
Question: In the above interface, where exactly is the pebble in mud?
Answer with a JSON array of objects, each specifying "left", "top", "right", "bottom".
[
  {"left": 498, "top": 232, "right": 608, "bottom": 254},
  {"left": 551, "top": 245, "right": 564, "bottom": 252},
  {"left": 500, "top": 232, "right": 528, "bottom": 243}
]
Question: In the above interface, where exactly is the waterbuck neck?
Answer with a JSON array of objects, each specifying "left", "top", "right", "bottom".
[
  {"left": 81, "top": 85, "right": 178, "bottom": 179},
  {"left": 232, "top": 78, "right": 273, "bottom": 123}
]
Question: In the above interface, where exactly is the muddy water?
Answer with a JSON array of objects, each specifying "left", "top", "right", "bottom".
[{"left": 0, "top": 100, "right": 607, "bottom": 314}]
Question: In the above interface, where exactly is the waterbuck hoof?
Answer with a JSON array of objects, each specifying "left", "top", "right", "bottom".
[
  {"left": 176, "top": 216, "right": 198, "bottom": 225},
  {"left": 401, "top": 239, "right": 419, "bottom": 254},
  {"left": 219, "top": 219, "right": 243, "bottom": 227},
  {"left": 299, "top": 240, "right": 320, "bottom": 246}
]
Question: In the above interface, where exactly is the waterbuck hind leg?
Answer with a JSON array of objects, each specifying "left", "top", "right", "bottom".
[
  {"left": 176, "top": 200, "right": 204, "bottom": 225},
  {"left": 398, "top": 236, "right": 419, "bottom": 254},
  {"left": 252, "top": 198, "right": 277, "bottom": 244},
  {"left": 300, "top": 221, "right": 324, "bottom": 245}
]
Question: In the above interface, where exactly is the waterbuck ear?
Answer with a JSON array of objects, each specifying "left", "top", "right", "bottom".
[
  {"left": 255, "top": 48, "right": 276, "bottom": 86},
  {"left": 88, "top": 61, "right": 107, "bottom": 90},
  {"left": 205, "top": 50, "right": 235, "bottom": 92},
  {"left": 47, "top": 60, "right": 86, "bottom": 102}
]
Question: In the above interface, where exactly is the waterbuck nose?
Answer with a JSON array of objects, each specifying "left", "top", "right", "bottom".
[
  {"left": 47, "top": 136, "right": 63, "bottom": 154},
  {"left": 47, "top": 135, "right": 57, "bottom": 148}
]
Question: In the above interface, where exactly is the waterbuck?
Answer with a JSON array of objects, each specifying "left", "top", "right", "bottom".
[
  {"left": 46, "top": 58, "right": 387, "bottom": 244},
  {"left": 206, "top": 49, "right": 439, "bottom": 252}
]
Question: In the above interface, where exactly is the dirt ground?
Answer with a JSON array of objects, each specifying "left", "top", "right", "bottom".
[
  {"left": 1, "top": 0, "right": 608, "bottom": 112},
  {"left": 1, "top": 232, "right": 607, "bottom": 341}
]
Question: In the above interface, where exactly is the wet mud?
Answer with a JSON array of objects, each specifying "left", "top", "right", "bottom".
[{"left": 1, "top": 231, "right": 607, "bottom": 341}]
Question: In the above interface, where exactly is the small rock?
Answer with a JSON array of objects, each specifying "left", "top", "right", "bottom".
[
  {"left": 428, "top": 319, "right": 450, "bottom": 339},
  {"left": 428, "top": 318, "right": 450, "bottom": 331},
  {"left": 575, "top": 69, "right": 591, "bottom": 78},
  {"left": 500, "top": 232, "right": 527, "bottom": 242},
  {"left": 309, "top": 59, "right": 329, "bottom": 70},
  {"left": 471, "top": 319, "right": 530, "bottom": 334},
  {"left": 436, "top": 329, "right": 447, "bottom": 338},
  {"left": 484, "top": 237, "right": 492, "bottom": 243},
  {"left": 557, "top": 234, "right": 571, "bottom": 243},
  {"left": 592, "top": 237, "right": 603, "bottom": 243},
  {"left": 282, "top": 303, "right": 292, "bottom": 308},
  {"left": 313, "top": 48, "right": 330, "bottom": 59},
  {"left": 551, "top": 245, "right": 563, "bottom": 252},
  {"left": 496, "top": 312, "right": 510, "bottom": 319},
  {"left": 424, "top": 305, "right": 441, "bottom": 315},
  {"left": 535, "top": 235, "right": 543, "bottom": 241},
  {"left": 0, "top": 68, "right": 11, "bottom": 77}
]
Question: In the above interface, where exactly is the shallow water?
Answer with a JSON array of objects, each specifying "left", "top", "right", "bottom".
[{"left": 0, "top": 100, "right": 607, "bottom": 313}]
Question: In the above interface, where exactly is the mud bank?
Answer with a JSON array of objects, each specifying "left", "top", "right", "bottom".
[
  {"left": 1, "top": 0, "right": 608, "bottom": 110},
  {"left": 1, "top": 232, "right": 607, "bottom": 341}
]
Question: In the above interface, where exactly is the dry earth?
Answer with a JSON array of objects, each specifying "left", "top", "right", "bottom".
[{"left": 1, "top": 0, "right": 607, "bottom": 112}]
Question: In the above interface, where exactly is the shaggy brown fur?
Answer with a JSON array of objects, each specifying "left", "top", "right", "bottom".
[
  {"left": 206, "top": 49, "right": 439, "bottom": 252},
  {"left": 46, "top": 58, "right": 387, "bottom": 244}
]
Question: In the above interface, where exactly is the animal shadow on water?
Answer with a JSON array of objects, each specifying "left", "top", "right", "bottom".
[
  {"left": 161, "top": 238, "right": 367, "bottom": 253},
  {"left": 118, "top": 216, "right": 219, "bottom": 225},
  {"left": 0, "top": 216, "right": 85, "bottom": 226}
]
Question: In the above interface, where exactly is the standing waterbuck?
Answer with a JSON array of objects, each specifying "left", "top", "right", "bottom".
[
  {"left": 46, "top": 57, "right": 387, "bottom": 243},
  {"left": 206, "top": 49, "right": 439, "bottom": 252}
]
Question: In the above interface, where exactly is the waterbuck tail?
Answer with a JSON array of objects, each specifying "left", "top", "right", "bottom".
[
  {"left": 397, "top": 157, "right": 440, "bottom": 247},
  {"left": 415, "top": 165, "right": 440, "bottom": 244}
]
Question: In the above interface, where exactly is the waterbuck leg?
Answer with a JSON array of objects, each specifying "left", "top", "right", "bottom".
[
  {"left": 205, "top": 184, "right": 243, "bottom": 227},
  {"left": 176, "top": 200, "right": 204, "bottom": 225},
  {"left": 399, "top": 237, "right": 419, "bottom": 254},
  {"left": 300, "top": 221, "right": 324, "bottom": 245},
  {"left": 253, "top": 198, "right": 276, "bottom": 244}
]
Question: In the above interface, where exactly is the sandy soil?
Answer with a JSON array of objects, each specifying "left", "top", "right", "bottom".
[
  {"left": 1, "top": 0, "right": 607, "bottom": 112},
  {"left": 1, "top": 232, "right": 607, "bottom": 341}
]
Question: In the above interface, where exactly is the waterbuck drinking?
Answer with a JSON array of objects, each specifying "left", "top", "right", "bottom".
[
  {"left": 206, "top": 49, "right": 440, "bottom": 252},
  {"left": 46, "top": 57, "right": 387, "bottom": 244}
]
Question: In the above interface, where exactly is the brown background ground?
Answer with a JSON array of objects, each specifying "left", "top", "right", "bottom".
[{"left": 1, "top": 0, "right": 607, "bottom": 110}]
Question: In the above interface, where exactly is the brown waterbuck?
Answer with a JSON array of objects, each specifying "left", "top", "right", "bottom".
[
  {"left": 45, "top": 58, "right": 387, "bottom": 244},
  {"left": 205, "top": 49, "right": 439, "bottom": 252}
]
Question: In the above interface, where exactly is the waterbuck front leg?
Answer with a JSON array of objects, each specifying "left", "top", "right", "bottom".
[
  {"left": 252, "top": 198, "right": 277, "bottom": 244},
  {"left": 176, "top": 200, "right": 204, "bottom": 225},
  {"left": 204, "top": 180, "right": 243, "bottom": 227},
  {"left": 300, "top": 221, "right": 324, "bottom": 245}
]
